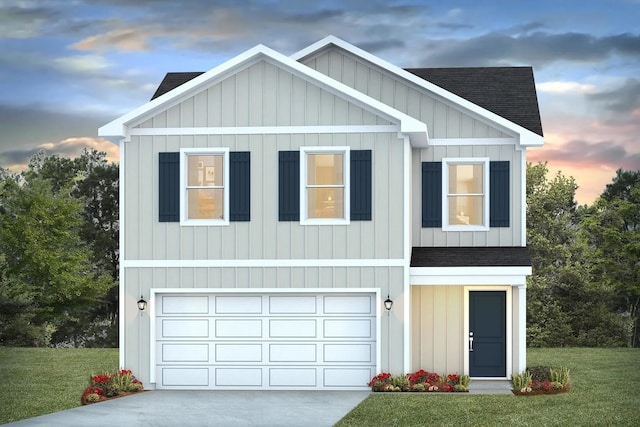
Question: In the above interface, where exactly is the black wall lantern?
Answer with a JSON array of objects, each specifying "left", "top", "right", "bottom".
[
  {"left": 384, "top": 294, "right": 393, "bottom": 311},
  {"left": 137, "top": 295, "right": 147, "bottom": 311}
]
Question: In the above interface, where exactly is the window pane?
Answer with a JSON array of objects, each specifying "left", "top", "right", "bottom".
[
  {"left": 449, "top": 164, "right": 483, "bottom": 194},
  {"left": 187, "top": 155, "right": 223, "bottom": 186},
  {"left": 307, "top": 153, "right": 343, "bottom": 185},
  {"left": 187, "top": 189, "right": 224, "bottom": 219},
  {"left": 307, "top": 188, "right": 344, "bottom": 218},
  {"left": 448, "top": 196, "right": 483, "bottom": 225}
]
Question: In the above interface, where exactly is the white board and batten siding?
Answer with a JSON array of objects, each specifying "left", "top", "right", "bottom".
[{"left": 154, "top": 292, "right": 377, "bottom": 390}]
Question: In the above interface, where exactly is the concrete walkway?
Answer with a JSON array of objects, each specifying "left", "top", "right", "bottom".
[{"left": 5, "top": 390, "right": 370, "bottom": 427}]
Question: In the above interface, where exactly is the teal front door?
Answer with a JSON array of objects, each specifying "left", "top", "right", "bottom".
[{"left": 469, "top": 291, "right": 506, "bottom": 377}]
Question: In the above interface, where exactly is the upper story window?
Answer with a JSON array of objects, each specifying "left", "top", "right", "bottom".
[
  {"left": 443, "top": 158, "right": 489, "bottom": 231},
  {"left": 181, "top": 148, "right": 230, "bottom": 225},
  {"left": 300, "top": 147, "right": 350, "bottom": 225}
]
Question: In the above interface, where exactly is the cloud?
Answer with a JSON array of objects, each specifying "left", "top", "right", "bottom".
[
  {"left": 537, "top": 81, "right": 597, "bottom": 94},
  {"left": 71, "top": 29, "right": 150, "bottom": 52},
  {"left": 530, "top": 139, "right": 640, "bottom": 171},
  {"left": 587, "top": 78, "right": 640, "bottom": 113},
  {"left": 0, "top": 137, "right": 118, "bottom": 171},
  {"left": 0, "top": 4, "right": 59, "bottom": 38},
  {"left": 420, "top": 31, "right": 640, "bottom": 67}
]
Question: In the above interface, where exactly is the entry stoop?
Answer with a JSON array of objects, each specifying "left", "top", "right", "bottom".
[{"left": 468, "top": 380, "right": 513, "bottom": 395}]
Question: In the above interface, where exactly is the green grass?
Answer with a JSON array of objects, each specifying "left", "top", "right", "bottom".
[
  {"left": 337, "top": 348, "right": 640, "bottom": 427},
  {"left": 0, "top": 348, "right": 638, "bottom": 425},
  {"left": 0, "top": 347, "right": 118, "bottom": 424}
]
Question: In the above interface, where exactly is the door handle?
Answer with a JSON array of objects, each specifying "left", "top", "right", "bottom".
[{"left": 469, "top": 332, "right": 474, "bottom": 352}]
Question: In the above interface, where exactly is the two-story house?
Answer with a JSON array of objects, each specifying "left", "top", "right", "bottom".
[{"left": 99, "top": 36, "right": 543, "bottom": 390}]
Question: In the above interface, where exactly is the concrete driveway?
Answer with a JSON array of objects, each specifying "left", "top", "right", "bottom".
[{"left": 5, "top": 390, "right": 370, "bottom": 427}]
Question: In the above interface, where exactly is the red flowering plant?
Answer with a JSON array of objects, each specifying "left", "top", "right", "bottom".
[
  {"left": 511, "top": 366, "right": 571, "bottom": 396},
  {"left": 368, "top": 370, "right": 470, "bottom": 392},
  {"left": 81, "top": 369, "right": 144, "bottom": 405}
]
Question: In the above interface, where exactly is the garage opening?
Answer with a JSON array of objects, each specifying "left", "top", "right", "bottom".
[{"left": 153, "top": 292, "right": 377, "bottom": 390}]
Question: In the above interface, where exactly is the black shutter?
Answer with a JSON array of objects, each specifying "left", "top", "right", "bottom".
[
  {"left": 278, "top": 151, "right": 300, "bottom": 221},
  {"left": 422, "top": 162, "right": 442, "bottom": 228},
  {"left": 159, "top": 152, "right": 180, "bottom": 222},
  {"left": 350, "top": 150, "right": 372, "bottom": 221},
  {"left": 490, "top": 161, "right": 510, "bottom": 227},
  {"left": 230, "top": 151, "right": 250, "bottom": 221}
]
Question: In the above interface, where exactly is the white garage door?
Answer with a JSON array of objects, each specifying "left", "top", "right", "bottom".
[{"left": 154, "top": 292, "right": 377, "bottom": 390}]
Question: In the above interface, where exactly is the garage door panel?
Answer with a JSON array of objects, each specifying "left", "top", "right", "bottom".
[
  {"left": 215, "top": 296, "right": 262, "bottom": 314},
  {"left": 269, "top": 296, "right": 317, "bottom": 314},
  {"left": 162, "top": 367, "right": 209, "bottom": 386},
  {"left": 216, "top": 344, "right": 262, "bottom": 362},
  {"left": 161, "top": 319, "right": 209, "bottom": 338},
  {"left": 269, "top": 344, "right": 317, "bottom": 362},
  {"left": 324, "top": 319, "right": 373, "bottom": 338},
  {"left": 215, "top": 319, "right": 262, "bottom": 338},
  {"left": 216, "top": 368, "right": 262, "bottom": 386},
  {"left": 324, "top": 368, "right": 374, "bottom": 387},
  {"left": 161, "top": 343, "right": 209, "bottom": 362},
  {"left": 323, "top": 295, "right": 373, "bottom": 314},
  {"left": 324, "top": 344, "right": 373, "bottom": 363},
  {"left": 269, "top": 319, "right": 316, "bottom": 338},
  {"left": 270, "top": 368, "right": 317, "bottom": 387},
  {"left": 162, "top": 296, "right": 209, "bottom": 315}
]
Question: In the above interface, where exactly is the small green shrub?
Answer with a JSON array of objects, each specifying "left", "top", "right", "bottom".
[
  {"left": 527, "top": 366, "right": 551, "bottom": 382},
  {"left": 550, "top": 366, "right": 570, "bottom": 386},
  {"left": 511, "top": 371, "right": 532, "bottom": 390}
]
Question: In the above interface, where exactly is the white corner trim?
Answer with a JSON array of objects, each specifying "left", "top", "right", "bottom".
[
  {"left": 292, "top": 36, "right": 543, "bottom": 148},
  {"left": 118, "top": 138, "right": 126, "bottom": 370},
  {"left": 403, "top": 137, "right": 411, "bottom": 373},
  {"left": 521, "top": 150, "right": 527, "bottom": 247},
  {"left": 124, "top": 258, "right": 406, "bottom": 268}
]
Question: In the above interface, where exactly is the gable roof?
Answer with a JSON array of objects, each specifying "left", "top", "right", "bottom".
[
  {"left": 292, "top": 36, "right": 544, "bottom": 147},
  {"left": 99, "top": 44, "right": 427, "bottom": 146},
  {"left": 410, "top": 247, "right": 531, "bottom": 268},
  {"left": 405, "top": 67, "right": 543, "bottom": 137},
  {"left": 151, "top": 67, "right": 543, "bottom": 138}
]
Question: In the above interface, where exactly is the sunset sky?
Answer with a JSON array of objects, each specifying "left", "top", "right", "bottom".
[{"left": 1, "top": 0, "right": 638, "bottom": 205}]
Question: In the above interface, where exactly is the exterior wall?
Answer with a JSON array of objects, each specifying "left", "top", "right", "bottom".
[
  {"left": 411, "top": 145, "right": 524, "bottom": 247},
  {"left": 124, "top": 266, "right": 406, "bottom": 387},
  {"left": 135, "top": 59, "right": 392, "bottom": 128},
  {"left": 300, "top": 47, "right": 512, "bottom": 139},
  {"left": 410, "top": 286, "right": 464, "bottom": 374},
  {"left": 124, "top": 132, "right": 405, "bottom": 260}
]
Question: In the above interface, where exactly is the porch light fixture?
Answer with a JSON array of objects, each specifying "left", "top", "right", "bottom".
[
  {"left": 384, "top": 295, "right": 393, "bottom": 311},
  {"left": 137, "top": 296, "right": 147, "bottom": 311}
]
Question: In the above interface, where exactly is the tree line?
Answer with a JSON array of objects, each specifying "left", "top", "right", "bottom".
[{"left": 0, "top": 151, "right": 638, "bottom": 347}]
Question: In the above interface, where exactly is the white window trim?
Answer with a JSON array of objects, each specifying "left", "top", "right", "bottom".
[
  {"left": 442, "top": 157, "right": 490, "bottom": 231},
  {"left": 300, "top": 146, "right": 350, "bottom": 225},
  {"left": 180, "top": 147, "right": 230, "bottom": 226}
]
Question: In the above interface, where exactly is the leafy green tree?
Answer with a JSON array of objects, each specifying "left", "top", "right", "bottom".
[
  {"left": 20, "top": 149, "right": 119, "bottom": 346},
  {"left": 0, "top": 173, "right": 112, "bottom": 346},
  {"left": 581, "top": 169, "right": 640, "bottom": 347},
  {"left": 526, "top": 162, "right": 627, "bottom": 347}
]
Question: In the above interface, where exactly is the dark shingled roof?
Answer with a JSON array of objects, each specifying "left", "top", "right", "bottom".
[
  {"left": 411, "top": 247, "right": 531, "bottom": 268},
  {"left": 150, "top": 72, "right": 204, "bottom": 100},
  {"left": 150, "top": 66, "right": 543, "bottom": 137},
  {"left": 405, "top": 67, "right": 543, "bottom": 136}
]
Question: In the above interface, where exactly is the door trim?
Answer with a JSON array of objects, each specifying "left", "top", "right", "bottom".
[
  {"left": 463, "top": 286, "right": 511, "bottom": 379},
  {"left": 148, "top": 287, "right": 381, "bottom": 386}
]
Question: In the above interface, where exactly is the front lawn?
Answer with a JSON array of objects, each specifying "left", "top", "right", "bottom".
[
  {"left": 0, "top": 347, "right": 118, "bottom": 424},
  {"left": 337, "top": 348, "right": 640, "bottom": 426}
]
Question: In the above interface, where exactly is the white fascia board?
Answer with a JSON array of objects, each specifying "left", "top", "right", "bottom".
[
  {"left": 293, "top": 36, "right": 544, "bottom": 148},
  {"left": 99, "top": 42, "right": 428, "bottom": 148},
  {"left": 410, "top": 266, "right": 532, "bottom": 286}
]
